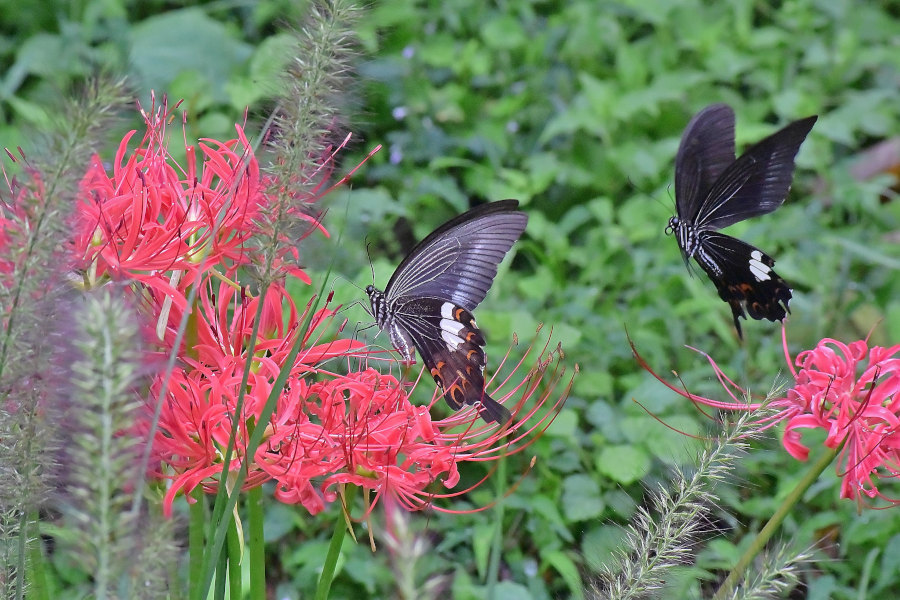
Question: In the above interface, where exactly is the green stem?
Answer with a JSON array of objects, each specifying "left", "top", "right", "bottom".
[
  {"left": 227, "top": 515, "right": 242, "bottom": 600},
  {"left": 188, "top": 487, "right": 206, "bottom": 599},
  {"left": 486, "top": 454, "right": 507, "bottom": 599},
  {"left": 713, "top": 446, "right": 838, "bottom": 599},
  {"left": 214, "top": 539, "right": 227, "bottom": 600},
  {"left": 15, "top": 509, "right": 29, "bottom": 600},
  {"left": 25, "top": 517, "right": 50, "bottom": 600},
  {"left": 247, "top": 486, "right": 266, "bottom": 600},
  {"left": 315, "top": 485, "right": 357, "bottom": 600}
]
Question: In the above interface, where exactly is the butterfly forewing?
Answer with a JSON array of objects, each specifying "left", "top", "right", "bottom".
[
  {"left": 384, "top": 199, "right": 528, "bottom": 310},
  {"left": 694, "top": 115, "right": 817, "bottom": 231},
  {"left": 674, "top": 103, "right": 736, "bottom": 222}
]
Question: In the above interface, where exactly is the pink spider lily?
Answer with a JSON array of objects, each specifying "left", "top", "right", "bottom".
[
  {"left": 75, "top": 99, "right": 264, "bottom": 307},
  {"left": 632, "top": 327, "right": 900, "bottom": 505},
  {"left": 157, "top": 326, "right": 569, "bottom": 517}
]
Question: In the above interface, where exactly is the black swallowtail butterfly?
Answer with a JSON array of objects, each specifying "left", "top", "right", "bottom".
[
  {"left": 366, "top": 200, "right": 528, "bottom": 424},
  {"left": 666, "top": 103, "right": 817, "bottom": 338}
]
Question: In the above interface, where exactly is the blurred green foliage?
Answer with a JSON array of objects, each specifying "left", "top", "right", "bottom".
[{"left": 4, "top": 0, "right": 900, "bottom": 597}]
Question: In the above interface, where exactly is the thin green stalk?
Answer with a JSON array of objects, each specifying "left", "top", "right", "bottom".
[
  {"left": 227, "top": 515, "right": 242, "bottom": 600},
  {"left": 198, "top": 295, "right": 266, "bottom": 600},
  {"left": 15, "top": 509, "right": 30, "bottom": 600},
  {"left": 486, "top": 453, "right": 508, "bottom": 599},
  {"left": 316, "top": 485, "right": 357, "bottom": 600},
  {"left": 857, "top": 547, "right": 878, "bottom": 600},
  {"left": 713, "top": 446, "right": 838, "bottom": 599},
  {"left": 188, "top": 487, "right": 206, "bottom": 599},
  {"left": 25, "top": 518, "right": 49, "bottom": 600},
  {"left": 214, "top": 538, "right": 227, "bottom": 600},
  {"left": 247, "top": 486, "right": 266, "bottom": 600}
]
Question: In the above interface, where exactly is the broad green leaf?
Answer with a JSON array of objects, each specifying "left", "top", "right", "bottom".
[
  {"left": 596, "top": 445, "right": 651, "bottom": 484},
  {"left": 541, "top": 550, "right": 583, "bottom": 600},
  {"left": 130, "top": 8, "right": 252, "bottom": 100},
  {"left": 581, "top": 524, "right": 629, "bottom": 573},
  {"left": 561, "top": 474, "right": 605, "bottom": 522},
  {"left": 490, "top": 581, "right": 534, "bottom": 600}
]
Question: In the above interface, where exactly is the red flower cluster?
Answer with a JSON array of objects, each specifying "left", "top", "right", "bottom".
[
  {"left": 635, "top": 328, "right": 900, "bottom": 505},
  {"left": 780, "top": 335, "right": 900, "bottom": 502},
  {"left": 69, "top": 97, "right": 564, "bottom": 516}
]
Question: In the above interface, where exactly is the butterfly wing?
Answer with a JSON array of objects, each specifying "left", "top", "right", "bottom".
[
  {"left": 390, "top": 297, "right": 512, "bottom": 424},
  {"left": 694, "top": 115, "right": 817, "bottom": 231},
  {"left": 383, "top": 200, "right": 528, "bottom": 311},
  {"left": 693, "top": 232, "right": 792, "bottom": 338},
  {"left": 675, "top": 103, "right": 736, "bottom": 222}
]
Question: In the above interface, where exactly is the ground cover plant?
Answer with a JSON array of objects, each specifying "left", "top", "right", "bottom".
[{"left": 1, "top": 0, "right": 900, "bottom": 598}]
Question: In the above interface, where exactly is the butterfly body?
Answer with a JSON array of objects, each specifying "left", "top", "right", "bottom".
[
  {"left": 669, "top": 103, "right": 817, "bottom": 337},
  {"left": 366, "top": 200, "right": 528, "bottom": 424}
]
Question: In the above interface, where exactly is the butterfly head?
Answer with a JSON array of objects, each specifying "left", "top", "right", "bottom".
[{"left": 665, "top": 216, "right": 679, "bottom": 235}]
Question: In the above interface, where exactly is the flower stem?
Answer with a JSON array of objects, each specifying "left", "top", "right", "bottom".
[
  {"left": 486, "top": 453, "right": 507, "bottom": 597},
  {"left": 188, "top": 487, "right": 205, "bottom": 599},
  {"left": 713, "top": 446, "right": 838, "bottom": 599},
  {"left": 227, "top": 515, "right": 242, "bottom": 600},
  {"left": 26, "top": 516, "right": 49, "bottom": 600},
  {"left": 247, "top": 486, "right": 266, "bottom": 600},
  {"left": 316, "top": 485, "right": 357, "bottom": 600},
  {"left": 214, "top": 539, "right": 227, "bottom": 599}
]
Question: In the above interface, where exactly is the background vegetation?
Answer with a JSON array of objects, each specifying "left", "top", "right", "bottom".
[{"left": 2, "top": 0, "right": 899, "bottom": 597}]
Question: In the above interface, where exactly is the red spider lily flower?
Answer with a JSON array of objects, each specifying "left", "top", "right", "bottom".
[
  {"left": 152, "top": 288, "right": 367, "bottom": 515},
  {"left": 74, "top": 97, "right": 266, "bottom": 307},
  {"left": 155, "top": 328, "right": 569, "bottom": 517},
  {"left": 632, "top": 327, "right": 900, "bottom": 505},
  {"left": 153, "top": 275, "right": 357, "bottom": 368},
  {"left": 781, "top": 336, "right": 900, "bottom": 502},
  {"left": 258, "top": 335, "right": 570, "bottom": 516}
]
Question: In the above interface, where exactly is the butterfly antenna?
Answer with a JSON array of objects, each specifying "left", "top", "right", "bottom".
[
  {"left": 365, "top": 238, "right": 376, "bottom": 286},
  {"left": 329, "top": 273, "right": 366, "bottom": 295}
]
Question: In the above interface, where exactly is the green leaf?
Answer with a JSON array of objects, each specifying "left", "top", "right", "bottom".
[
  {"left": 130, "top": 8, "right": 252, "bottom": 101},
  {"left": 481, "top": 16, "right": 526, "bottom": 50},
  {"left": 545, "top": 409, "right": 579, "bottom": 438},
  {"left": 541, "top": 550, "right": 583, "bottom": 600},
  {"left": 574, "top": 370, "right": 613, "bottom": 399},
  {"left": 581, "top": 525, "right": 629, "bottom": 573},
  {"left": 490, "top": 581, "right": 534, "bottom": 600},
  {"left": 878, "top": 535, "right": 900, "bottom": 590},
  {"left": 596, "top": 445, "right": 651, "bottom": 484},
  {"left": 561, "top": 474, "right": 605, "bottom": 522},
  {"left": 6, "top": 95, "right": 51, "bottom": 128},
  {"left": 472, "top": 522, "right": 492, "bottom": 579},
  {"left": 642, "top": 415, "right": 703, "bottom": 465}
]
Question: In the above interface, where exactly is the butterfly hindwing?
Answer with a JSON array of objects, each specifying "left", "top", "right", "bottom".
[
  {"left": 692, "top": 232, "right": 792, "bottom": 338},
  {"left": 391, "top": 297, "right": 511, "bottom": 424}
]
